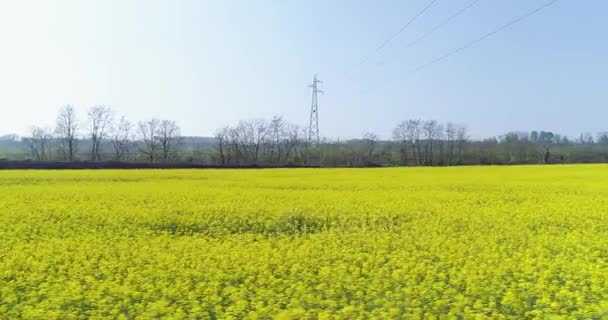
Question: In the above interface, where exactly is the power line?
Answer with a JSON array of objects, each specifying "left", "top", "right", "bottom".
[
  {"left": 402, "top": 0, "right": 481, "bottom": 52},
  {"left": 357, "top": 0, "right": 440, "bottom": 67},
  {"left": 412, "top": 0, "right": 560, "bottom": 73},
  {"left": 375, "top": 0, "right": 480, "bottom": 69}
]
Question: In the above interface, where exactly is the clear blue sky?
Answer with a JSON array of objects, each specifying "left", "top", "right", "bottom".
[{"left": 0, "top": 0, "right": 604, "bottom": 139}]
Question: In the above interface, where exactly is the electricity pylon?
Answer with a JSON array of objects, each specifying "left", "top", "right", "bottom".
[{"left": 308, "top": 74, "right": 323, "bottom": 145}]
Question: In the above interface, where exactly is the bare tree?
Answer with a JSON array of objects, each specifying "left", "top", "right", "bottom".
[
  {"left": 269, "top": 116, "right": 285, "bottom": 164},
  {"left": 55, "top": 105, "right": 79, "bottom": 161},
  {"left": 136, "top": 119, "right": 160, "bottom": 162},
  {"left": 233, "top": 120, "right": 269, "bottom": 163},
  {"left": 362, "top": 132, "right": 378, "bottom": 163},
  {"left": 157, "top": 120, "right": 182, "bottom": 162},
  {"left": 423, "top": 120, "right": 439, "bottom": 165},
  {"left": 539, "top": 131, "right": 555, "bottom": 164},
  {"left": 597, "top": 132, "right": 608, "bottom": 144},
  {"left": 446, "top": 123, "right": 457, "bottom": 165},
  {"left": 579, "top": 132, "right": 594, "bottom": 144},
  {"left": 434, "top": 123, "right": 445, "bottom": 165},
  {"left": 215, "top": 126, "right": 230, "bottom": 165},
  {"left": 392, "top": 121, "right": 408, "bottom": 165},
  {"left": 405, "top": 120, "right": 423, "bottom": 165},
  {"left": 87, "top": 105, "right": 113, "bottom": 161},
  {"left": 251, "top": 119, "right": 269, "bottom": 163},
  {"left": 456, "top": 125, "right": 469, "bottom": 164},
  {"left": 110, "top": 116, "right": 132, "bottom": 161},
  {"left": 267, "top": 117, "right": 304, "bottom": 165},
  {"left": 227, "top": 126, "right": 244, "bottom": 164},
  {"left": 27, "top": 126, "right": 52, "bottom": 160},
  {"left": 213, "top": 118, "right": 305, "bottom": 166},
  {"left": 283, "top": 123, "right": 305, "bottom": 164}
]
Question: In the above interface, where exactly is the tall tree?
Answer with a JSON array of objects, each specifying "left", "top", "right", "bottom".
[
  {"left": 434, "top": 123, "right": 445, "bottom": 165},
  {"left": 136, "top": 119, "right": 160, "bottom": 162},
  {"left": 598, "top": 132, "right": 608, "bottom": 145},
  {"left": 251, "top": 119, "right": 269, "bottom": 163},
  {"left": 215, "top": 126, "right": 230, "bottom": 165},
  {"left": 27, "top": 126, "right": 52, "bottom": 160},
  {"left": 539, "top": 131, "right": 555, "bottom": 164},
  {"left": 362, "top": 132, "right": 378, "bottom": 164},
  {"left": 456, "top": 125, "right": 468, "bottom": 164},
  {"left": 423, "top": 120, "right": 439, "bottom": 165},
  {"left": 157, "top": 120, "right": 182, "bottom": 162},
  {"left": 233, "top": 120, "right": 269, "bottom": 163},
  {"left": 55, "top": 105, "right": 79, "bottom": 161},
  {"left": 269, "top": 116, "right": 285, "bottom": 164},
  {"left": 445, "top": 123, "right": 457, "bottom": 165},
  {"left": 392, "top": 121, "right": 409, "bottom": 165},
  {"left": 110, "top": 116, "right": 132, "bottom": 161},
  {"left": 405, "top": 120, "right": 423, "bottom": 165},
  {"left": 283, "top": 124, "right": 305, "bottom": 164},
  {"left": 87, "top": 105, "right": 113, "bottom": 161}
]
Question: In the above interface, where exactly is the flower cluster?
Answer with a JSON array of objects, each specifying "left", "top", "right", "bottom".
[{"left": 1, "top": 166, "right": 608, "bottom": 319}]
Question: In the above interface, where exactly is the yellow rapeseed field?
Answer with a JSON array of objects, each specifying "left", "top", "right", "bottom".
[{"left": 1, "top": 166, "right": 608, "bottom": 319}]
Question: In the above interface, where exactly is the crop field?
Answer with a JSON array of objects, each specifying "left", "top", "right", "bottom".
[{"left": 1, "top": 166, "right": 608, "bottom": 319}]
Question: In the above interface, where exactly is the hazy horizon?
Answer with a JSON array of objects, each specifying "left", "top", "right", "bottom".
[{"left": 0, "top": 0, "right": 605, "bottom": 140}]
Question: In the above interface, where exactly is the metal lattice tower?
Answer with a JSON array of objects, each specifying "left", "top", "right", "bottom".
[{"left": 308, "top": 75, "right": 323, "bottom": 145}]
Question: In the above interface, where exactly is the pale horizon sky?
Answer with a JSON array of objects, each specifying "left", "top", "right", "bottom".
[{"left": 0, "top": 0, "right": 605, "bottom": 140}]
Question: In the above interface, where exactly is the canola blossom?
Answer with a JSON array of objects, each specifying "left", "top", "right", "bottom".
[{"left": 1, "top": 166, "right": 608, "bottom": 319}]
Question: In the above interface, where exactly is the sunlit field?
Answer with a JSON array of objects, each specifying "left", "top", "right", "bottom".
[{"left": 1, "top": 166, "right": 608, "bottom": 319}]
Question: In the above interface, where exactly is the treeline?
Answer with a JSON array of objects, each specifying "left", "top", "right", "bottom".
[
  {"left": 23, "top": 105, "right": 182, "bottom": 163},
  {"left": 214, "top": 117, "right": 308, "bottom": 165},
  {"left": 4, "top": 105, "right": 608, "bottom": 166}
]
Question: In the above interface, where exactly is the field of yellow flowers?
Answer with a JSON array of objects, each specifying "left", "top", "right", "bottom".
[{"left": 1, "top": 166, "right": 608, "bottom": 319}]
